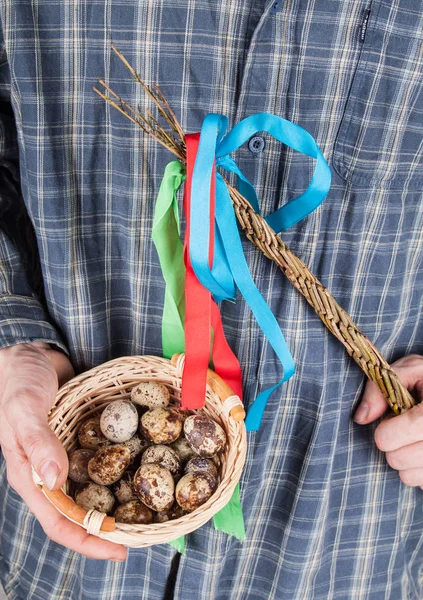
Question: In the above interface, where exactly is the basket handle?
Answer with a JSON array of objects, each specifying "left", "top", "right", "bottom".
[
  {"left": 171, "top": 354, "right": 246, "bottom": 422},
  {"left": 38, "top": 486, "right": 116, "bottom": 533}
]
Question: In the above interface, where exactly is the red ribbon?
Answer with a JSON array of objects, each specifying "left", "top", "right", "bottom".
[{"left": 181, "top": 133, "right": 242, "bottom": 409}]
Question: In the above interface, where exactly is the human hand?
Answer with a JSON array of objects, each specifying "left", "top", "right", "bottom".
[
  {"left": 0, "top": 342, "right": 127, "bottom": 560},
  {"left": 354, "top": 354, "right": 423, "bottom": 488}
]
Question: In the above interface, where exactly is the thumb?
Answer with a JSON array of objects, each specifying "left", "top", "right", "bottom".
[
  {"left": 354, "top": 378, "right": 389, "bottom": 424},
  {"left": 16, "top": 417, "right": 69, "bottom": 491},
  {"left": 0, "top": 343, "right": 70, "bottom": 491}
]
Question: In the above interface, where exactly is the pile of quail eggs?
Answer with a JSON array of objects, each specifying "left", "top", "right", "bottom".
[{"left": 68, "top": 381, "right": 227, "bottom": 524}]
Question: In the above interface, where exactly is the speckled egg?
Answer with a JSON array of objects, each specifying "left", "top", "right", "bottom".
[
  {"left": 175, "top": 472, "right": 215, "bottom": 512},
  {"left": 171, "top": 408, "right": 191, "bottom": 423},
  {"left": 133, "top": 463, "right": 174, "bottom": 512},
  {"left": 130, "top": 381, "right": 170, "bottom": 409},
  {"left": 78, "top": 416, "right": 111, "bottom": 450},
  {"left": 170, "top": 437, "right": 197, "bottom": 464},
  {"left": 141, "top": 445, "right": 181, "bottom": 477},
  {"left": 184, "top": 457, "right": 218, "bottom": 487},
  {"left": 114, "top": 500, "right": 153, "bottom": 524},
  {"left": 68, "top": 449, "right": 95, "bottom": 483},
  {"left": 155, "top": 503, "right": 186, "bottom": 523},
  {"left": 140, "top": 408, "right": 182, "bottom": 444},
  {"left": 121, "top": 433, "right": 150, "bottom": 464},
  {"left": 184, "top": 415, "right": 226, "bottom": 457},
  {"left": 112, "top": 472, "right": 138, "bottom": 504},
  {"left": 88, "top": 445, "right": 131, "bottom": 485},
  {"left": 100, "top": 400, "right": 139, "bottom": 443},
  {"left": 75, "top": 482, "right": 115, "bottom": 514}
]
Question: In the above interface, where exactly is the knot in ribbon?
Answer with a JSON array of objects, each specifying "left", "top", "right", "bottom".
[{"left": 186, "top": 113, "right": 331, "bottom": 430}]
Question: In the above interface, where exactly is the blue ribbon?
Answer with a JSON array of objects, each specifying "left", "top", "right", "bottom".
[{"left": 189, "top": 113, "right": 331, "bottom": 431}]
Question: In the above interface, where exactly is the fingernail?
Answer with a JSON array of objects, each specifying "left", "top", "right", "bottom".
[
  {"left": 354, "top": 402, "right": 369, "bottom": 423},
  {"left": 111, "top": 558, "right": 126, "bottom": 563},
  {"left": 40, "top": 460, "right": 60, "bottom": 490}
]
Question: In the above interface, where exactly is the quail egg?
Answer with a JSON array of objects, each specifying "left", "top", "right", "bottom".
[
  {"left": 184, "top": 457, "right": 218, "bottom": 485},
  {"left": 140, "top": 408, "right": 182, "bottom": 444},
  {"left": 75, "top": 482, "right": 115, "bottom": 514},
  {"left": 133, "top": 463, "right": 174, "bottom": 512},
  {"left": 68, "top": 448, "right": 95, "bottom": 483},
  {"left": 141, "top": 445, "right": 181, "bottom": 478},
  {"left": 184, "top": 414, "right": 226, "bottom": 457},
  {"left": 121, "top": 433, "right": 150, "bottom": 464},
  {"left": 88, "top": 445, "right": 131, "bottom": 485},
  {"left": 130, "top": 381, "right": 170, "bottom": 409},
  {"left": 100, "top": 400, "right": 139, "bottom": 443},
  {"left": 78, "top": 416, "right": 111, "bottom": 450},
  {"left": 114, "top": 500, "right": 153, "bottom": 524},
  {"left": 175, "top": 472, "right": 215, "bottom": 512},
  {"left": 155, "top": 503, "right": 186, "bottom": 523},
  {"left": 170, "top": 437, "right": 197, "bottom": 464},
  {"left": 112, "top": 472, "right": 138, "bottom": 504}
]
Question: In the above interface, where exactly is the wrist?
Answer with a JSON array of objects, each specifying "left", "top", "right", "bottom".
[{"left": 0, "top": 341, "right": 45, "bottom": 366}]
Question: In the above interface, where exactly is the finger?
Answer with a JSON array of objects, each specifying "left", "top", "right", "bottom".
[
  {"left": 354, "top": 356, "right": 423, "bottom": 425},
  {"left": 386, "top": 441, "right": 423, "bottom": 471},
  {"left": 398, "top": 468, "right": 423, "bottom": 488},
  {"left": 354, "top": 379, "right": 388, "bottom": 424},
  {"left": 375, "top": 402, "right": 423, "bottom": 452},
  {"left": 386, "top": 356, "right": 423, "bottom": 403},
  {"left": 4, "top": 448, "right": 127, "bottom": 561},
  {"left": 390, "top": 354, "right": 423, "bottom": 383},
  {"left": 4, "top": 400, "right": 69, "bottom": 490}
]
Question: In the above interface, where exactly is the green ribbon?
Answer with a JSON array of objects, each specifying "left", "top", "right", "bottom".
[
  {"left": 151, "top": 161, "right": 186, "bottom": 356},
  {"left": 168, "top": 535, "right": 185, "bottom": 554},
  {"left": 152, "top": 160, "right": 246, "bottom": 553},
  {"left": 212, "top": 480, "right": 245, "bottom": 539}
]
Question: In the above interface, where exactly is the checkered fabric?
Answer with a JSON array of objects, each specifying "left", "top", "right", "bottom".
[{"left": 0, "top": 1, "right": 423, "bottom": 598}]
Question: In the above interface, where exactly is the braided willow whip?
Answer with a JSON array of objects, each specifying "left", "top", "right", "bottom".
[
  {"left": 227, "top": 185, "right": 415, "bottom": 414},
  {"left": 94, "top": 45, "right": 416, "bottom": 415}
]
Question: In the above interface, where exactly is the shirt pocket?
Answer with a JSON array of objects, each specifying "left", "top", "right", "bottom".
[{"left": 332, "top": 0, "right": 423, "bottom": 190}]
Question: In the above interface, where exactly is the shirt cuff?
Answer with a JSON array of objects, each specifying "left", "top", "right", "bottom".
[{"left": 0, "top": 294, "right": 69, "bottom": 355}]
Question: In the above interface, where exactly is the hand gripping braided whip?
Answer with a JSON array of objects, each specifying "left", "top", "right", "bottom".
[{"left": 94, "top": 44, "right": 415, "bottom": 415}]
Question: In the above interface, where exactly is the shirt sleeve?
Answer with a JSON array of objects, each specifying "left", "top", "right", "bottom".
[{"left": 0, "top": 30, "right": 69, "bottom": 355}]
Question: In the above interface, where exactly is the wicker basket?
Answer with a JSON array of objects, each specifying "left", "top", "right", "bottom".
[{"left": 34, "top": 353, "right": 246, "bottom": 548}]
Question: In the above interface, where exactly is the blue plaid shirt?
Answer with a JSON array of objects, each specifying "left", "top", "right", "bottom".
[{"left": 1, "top": 1, "right": 423, "bottom": 598}]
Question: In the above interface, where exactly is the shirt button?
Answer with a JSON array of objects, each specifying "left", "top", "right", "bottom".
[{"left": 248, "top": 136, "right": 265, "bottom": 154}]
